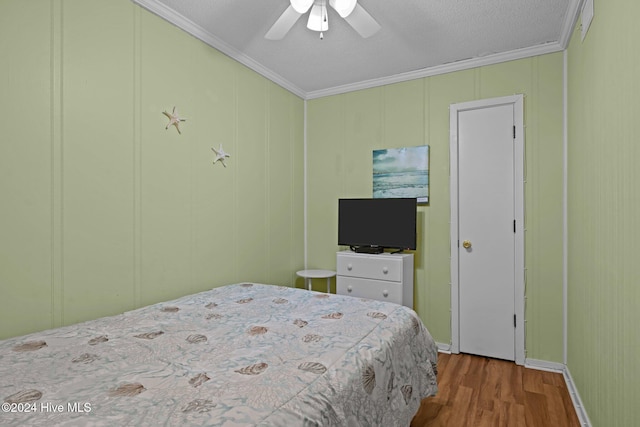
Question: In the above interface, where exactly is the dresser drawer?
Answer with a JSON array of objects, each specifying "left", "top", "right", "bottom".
[
  {"left": 336, "top": 255, "right": 403, "bottom": 282},
  {"left": 336, "top": 276, "right": 403, "bottom": 305}
]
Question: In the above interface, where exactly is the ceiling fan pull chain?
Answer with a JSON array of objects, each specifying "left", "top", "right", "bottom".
[{"left": 320, "top": 0, "right": 327, "bottom": 39}]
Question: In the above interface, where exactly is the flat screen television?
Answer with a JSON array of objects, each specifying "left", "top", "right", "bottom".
[{"left": 338, "top": 198, "right": 417, "bottom": 253}]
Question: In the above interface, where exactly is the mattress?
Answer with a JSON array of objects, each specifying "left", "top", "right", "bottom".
[{"left": 0, "top": 283, "right": 438, "bottom": 426}]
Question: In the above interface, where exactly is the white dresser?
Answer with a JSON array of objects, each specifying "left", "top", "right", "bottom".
[{"left": 336, "top": 251, "right": 414, "bottom": 308}]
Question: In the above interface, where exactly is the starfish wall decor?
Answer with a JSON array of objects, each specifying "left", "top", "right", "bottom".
[
  {"left": 162, "top": 107, "right": 186, "bottom": 134},
  {"left": 211, "top": 144, "right": 230, "bottom": 167}
]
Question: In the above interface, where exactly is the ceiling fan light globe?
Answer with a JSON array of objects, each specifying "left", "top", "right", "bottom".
[
  {"left": 290, "top": 0, "right": 314, "bottom": 14},
  {"left": 307, "top": 4, "right": 329, "bottom": 32},
  {"left": 329, "top": 0, "right": 357, "bottom": 18}
]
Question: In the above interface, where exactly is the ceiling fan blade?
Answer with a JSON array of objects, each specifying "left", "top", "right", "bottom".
[
  {"left": 343, "top": 3, "right": 381, "bottom": 38},
  {"left": 265, "top": 5, "right": 303, "bottom": 40},
  {"left": 329, "top": 0, "right": 357, "bottom": 18}
]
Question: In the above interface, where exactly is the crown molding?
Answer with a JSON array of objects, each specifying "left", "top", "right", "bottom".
[
  {"left": 130, "top": 0, "right": 307, "bottom": 99},
  {"left": 559, "top": 0, "right": 584, "bottom": 49},
  {"left": 305, "top": 42, "right": 565, "bottom": 99}
]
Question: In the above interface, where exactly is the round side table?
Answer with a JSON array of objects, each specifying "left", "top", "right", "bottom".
[{"left": 296, "top": 269, "right": 336, "bottom": 293}]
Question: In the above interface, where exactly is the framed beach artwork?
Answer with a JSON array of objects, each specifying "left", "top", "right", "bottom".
[{"left": 373, "top": 145, "right": 429, "bottom": 203}]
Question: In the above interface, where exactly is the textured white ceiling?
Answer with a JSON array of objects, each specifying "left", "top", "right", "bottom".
[{"left": 132, "top": 0, "right": 582, "bottom": 99}]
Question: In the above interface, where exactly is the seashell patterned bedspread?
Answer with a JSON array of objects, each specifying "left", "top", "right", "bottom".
[{"left": 0, "top": 283, "right": 438, "bottom": 426}]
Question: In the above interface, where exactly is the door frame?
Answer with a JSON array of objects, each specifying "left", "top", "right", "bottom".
[{"left": 449, "top": 94, "right": 525, "bottom": 365}]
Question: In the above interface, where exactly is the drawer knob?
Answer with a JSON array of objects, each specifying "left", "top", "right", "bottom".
[
  {"left": 347, "top": 286, "right": 353, "bottom": 293},
  {"left": 347, "top": 263, "right": 353, "bottom": 271},
  {"left": 382, "top": 266, "right": 388, "bottom": 274},
  {"left": 382, "top": 290, "right": 389, "bottom": 297}
]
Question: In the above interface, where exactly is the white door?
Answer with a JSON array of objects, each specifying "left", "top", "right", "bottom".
[{"left": 450, "top": 96, "right": 525, "bottom": 363}]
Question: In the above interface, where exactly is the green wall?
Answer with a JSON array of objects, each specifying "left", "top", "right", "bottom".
[
  {"left": 567, "top": 0, "right": 640, "bottom": 425},
  {"left": 3, "top": 1, "right": 637, "bottom": 423},
  {"left": 307, "top": 54, "right": 565, "bottom": 362},
  {"left": 0, "top": 0, "right": 304, "bottom": 339}
]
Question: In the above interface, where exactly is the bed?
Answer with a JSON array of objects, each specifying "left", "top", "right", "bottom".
[{"left": 0, "top": 283, "right": 438, "bottom": 426}]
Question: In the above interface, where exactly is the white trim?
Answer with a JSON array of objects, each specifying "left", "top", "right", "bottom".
[
  {"left": 563, "top": 365, "right": 593, "bottom": 427},
  {"left": 563, "top": 51, "right": 569, "bottom": 366},
  {"left": 436, "top": 342, "right": 451, "bottom": 354},
  {"left": 580, "top": 0, "right": 594, "bottom": 42},
  {"left": 303, "top": 100, "right": 308, "bottom": 269},
  {"left": 130, "top": 0, "right": 307, "bottom": 99},
  {"left": 449, "top": 95, "right": 525, "bottom": 365},
  {"left": 526, "top": 359, "right": 592, "bottom": 426},
  {"left": 449, "top": 104, "right": 460, "bottom": 355},
  {"left": 306, "top": 43, "right": 564, "bottom": 99},
  {"left": 513, "top": 96, "right": 525, "bottom": 365},
  {"left": 562, "top": 50, "right": 592, "bottom": 427},
  {"left": 559, "top": 0, "right": 585, "bottom": 49},
  {"left": 525, "top": 358, "right": 564, "bottom": 373}
]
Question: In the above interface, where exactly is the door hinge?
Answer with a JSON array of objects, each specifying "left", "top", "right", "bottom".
[
  {"left": 513, "top": 219, "right": 516, "bottom": 233},
  {"left": 514, "top": 314, "right": 516, "bottom": 328},
  {"left": 513, "top": 125, "right": 516, "bottom": 139}
]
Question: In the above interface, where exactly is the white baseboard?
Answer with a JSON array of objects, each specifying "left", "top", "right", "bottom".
[
  {"left": 436, "top": 342, "right": 451, "bottom": 353},
  {"left": 524, "top": 358, "right": 564, "bottom": 373},
  {"left": 525, "top": 358, "right": 591, "bottom": 427},
  {"left": 562, "top": 365, "right": 592, "bottom": 427}
]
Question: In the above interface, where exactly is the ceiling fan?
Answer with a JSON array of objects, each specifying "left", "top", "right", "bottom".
[{"left": 265, "top": 0, "right": 381, "bottom": 40}]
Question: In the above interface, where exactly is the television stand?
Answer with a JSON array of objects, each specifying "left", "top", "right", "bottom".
[
  {"left": 336, "top": 251, "right": 414, "bottom": 308},
  {"left": 351, "top": 246, "right": 384, "bottom": 254}
]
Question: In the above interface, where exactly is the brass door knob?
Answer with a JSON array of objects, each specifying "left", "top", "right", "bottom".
[{"left": 462, "top": 240, "right": 472, "bottom": 249}]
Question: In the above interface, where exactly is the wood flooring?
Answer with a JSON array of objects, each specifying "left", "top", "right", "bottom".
[{"left": 411, "top": 353, "right": 581, "bottom": 427}]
